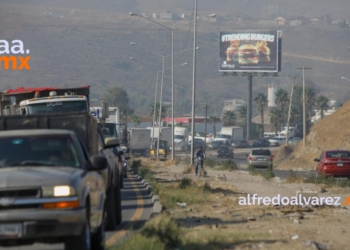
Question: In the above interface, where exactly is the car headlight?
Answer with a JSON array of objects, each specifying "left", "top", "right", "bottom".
[{"left": 42, "top": 185, "right": 76, "bottom": 197}]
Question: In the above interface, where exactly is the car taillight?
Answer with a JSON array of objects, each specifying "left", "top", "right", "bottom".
[
  {"left": 248, "top": 156, "right": 252, "bottom": 160},
  {"left": 270, "top": 156, "right": 273, "bottom": 161}
]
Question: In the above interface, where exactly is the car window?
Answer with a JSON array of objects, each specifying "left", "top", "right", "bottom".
[
  {"left": 0, "top": 135, "right": 80, "bottom": 168},
  {"left": 251, "top": 149, "right": 271, "bottom": 156},
  {"left": 326, "top": 151, "right": 350, "bottom": 158}
]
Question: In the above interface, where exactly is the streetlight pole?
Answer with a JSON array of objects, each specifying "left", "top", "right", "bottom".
[
  {"left": 157, "top": 56, "right": 165, "bottom": 160},
  {"left": 191, "top": 0, "right": 197, "bottom": 165},
  {"left": 152, "top": 71, "right": 159, "bottom": 149},
  {"left": 129, "top": 12, "right": 215, "bottom": 163},
  {"left": 341, "top": 76, "right": 350, "bottom": 82},
  {"left": 285, "top": 76, "right": 296, "bottom": 145},
  {"left": 296, "top": 67, "right": 312, "bottom": 147}
]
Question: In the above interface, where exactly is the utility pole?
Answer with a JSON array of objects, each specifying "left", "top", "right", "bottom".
[
  {"left": 203, "top": 103, "right": 210, "bottom": 149},
  {"left": 296, "top": 67, "right": 312, "bottom": 147},
  {"left": 285, "top": 76, "right": 296, "bottom": 145}
]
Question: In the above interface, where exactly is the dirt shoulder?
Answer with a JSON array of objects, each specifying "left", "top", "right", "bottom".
[{"left": 149, "top": 162, "right": 350, "bottom": 250}]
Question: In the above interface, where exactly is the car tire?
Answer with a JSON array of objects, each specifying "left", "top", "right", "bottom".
[
  {"left": 115, "top": 182, "right": 122, "bottom": 225},
  {"left": 104, "top": 187, "right": 116, "bottom": 230},
  {"left": 65, "top": 208, "right": 91, "bottom": 250},
  {"left": 91, "top": 219, "right": 105, "bottom": 250}
]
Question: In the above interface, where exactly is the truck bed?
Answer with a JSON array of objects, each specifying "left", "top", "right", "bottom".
[{"left": 0, "top": 112, "right": 98, "bottom": 155}]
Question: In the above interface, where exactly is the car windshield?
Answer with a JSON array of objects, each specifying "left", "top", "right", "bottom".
[
  {"left": 28, "top": 100, "right": 88, "bottom": 114},
  {"left": 251, "top": 150, "right": 271, "bottom": 156},
  {"left": 218, "top": 134, "right": 231, "bottom": 139},
  {"left": 326, "top": 151, "right": 350, "bottom": 158},
  {"left": 218, "top": 146, "right": 228, "bottom": 152},
  {"left": 0, "top": 135, "right": 80, "bottom": 168},
  {"left": 99, "top": 123, "right": 118, "bottom": 138}
]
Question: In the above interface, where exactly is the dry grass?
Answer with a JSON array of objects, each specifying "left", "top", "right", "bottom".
[
  {"left": 182, "top": 165, "right": 194, "bottom": 174},
  {"left": 276, "top": 101, "right": 350, "bottom": 170},
  {"left": 285, "top": 170, "right": 306, "bottom": 183}
]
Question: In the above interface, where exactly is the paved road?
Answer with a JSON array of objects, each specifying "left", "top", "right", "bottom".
[
  {"left": 0, "top": 173, "right": 153, "bottom": 250},
  {"left": 177, "top": 147, "right": 314, "bottom": 180}
]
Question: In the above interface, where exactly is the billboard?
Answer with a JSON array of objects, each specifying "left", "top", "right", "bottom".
[{"left": 219, "top": 30, "right": 280, "bottom": 73}]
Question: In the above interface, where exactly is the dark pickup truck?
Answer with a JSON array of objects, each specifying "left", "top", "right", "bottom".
[{"left": 0, "top": 129, "right": 112, "bottom": 250}]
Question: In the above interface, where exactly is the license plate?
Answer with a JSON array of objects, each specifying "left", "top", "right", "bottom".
[
  {"left": 0, "top": 224, "right": 22, "bottom": 238},
  {"left": 337, "top": 163, "right": 343, "bottom": 167},
  {"left": 257, "top": 158, "right": 265, "bottom": 161}
]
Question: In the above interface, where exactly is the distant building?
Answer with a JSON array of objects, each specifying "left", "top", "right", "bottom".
[
  {"left": 290, "top": 20, "right": 303, "bottom": 26},
  {"left": 222, "top": 99, "right": 246, "bottom": 113},
  {"left": 276, "top": 17, "right": 286, "bottom": 26},
  {"left": 258, "top": 20, "right": 277, "bottom": 26},
  {"left": 261, "top": 5, "right": 279, "bottom": 19},
  {"left": 160, "top": 11, "right": 173, "bottom": 20}
]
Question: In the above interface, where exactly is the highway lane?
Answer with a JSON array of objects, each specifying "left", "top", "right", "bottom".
[
  {"left": 0, "top": 173, "right": 154, "bottom": 250},
  {"left": 178, "top": 147, "right": 314, "bottom": 180}
]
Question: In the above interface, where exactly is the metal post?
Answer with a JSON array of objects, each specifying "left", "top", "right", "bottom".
[
  {"left": 171, "top": 29, "right": 174, "bottom": 160},
  {"left": 285, "top": 76, "right": 295, "bottom": 145},
  {"left": 247, "top": 75, "right": 253, "bottom": 140},
  {"left": 151, "top": 71, "right": 159, "bottom": 149},
  {"left": 157, "top": 56, "right": 165, "bottom": 160},
  {"left": 296, "top": 67, "right": 312, "bottom": 147},
  {"left": 302, "top": 68, "right": 306, "bottom": 147},
  {"left": 204, "top": 104, "right": 209, "bottom": 149},
  {"left": 191, "top": 0, "right": 197, "bottom": 165}
]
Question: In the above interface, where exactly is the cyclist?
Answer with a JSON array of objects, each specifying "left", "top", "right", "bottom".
[{"left": 194, "top": 145, "right": 206, "bottom": 175}]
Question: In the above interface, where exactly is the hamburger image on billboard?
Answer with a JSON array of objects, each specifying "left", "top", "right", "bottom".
[{"left": 219, "top": 31, "right": 279, "bottom": 73}]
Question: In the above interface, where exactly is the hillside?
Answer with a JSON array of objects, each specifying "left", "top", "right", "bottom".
[
  {"left": 1, "top": 0, "right": 350, "bottom": 116},
  {"left": 275, "top": 101, "right": 350, "bottom": 170}
]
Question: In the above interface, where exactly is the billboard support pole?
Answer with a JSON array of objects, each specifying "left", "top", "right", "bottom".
[{"left": 247, "top": 75, "right": 253, "bottom": 140}]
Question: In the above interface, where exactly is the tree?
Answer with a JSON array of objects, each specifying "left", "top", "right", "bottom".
[
  {"left": 275, "top": 88, "right": 289, "bottom": 127},
  {"left": 254, "top": 93, "right": 268, "bottom": 136},
  {"left": 315, "top": 95, "right": 329, "bottom": 119},
  {"left": 269, "top": 108, "right": 283, "bottom": 134},
  {"left": 102, "top": 87, "right": 132, "bottom": 123},
  {"left": 305, "top": 86, "right": 316, "bottom": 121},
  {"left": 149, "top": 102, "right": 166, "bottom": 125},
  {"left": 209, "top": 116, "right": 219, "bottom": 137},
  {"left": 222, "top": 111, "right": 237, "bottom": 126},
  {"left": 131, "top": 114, "right": 141, "bottom": 128},
  {"left": 237, "top": 105, "right": 247, "bottom": 138}
]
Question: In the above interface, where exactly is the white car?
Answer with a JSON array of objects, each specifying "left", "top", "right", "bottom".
[{"left": 268, "top": 137, "right": 286, "bottom": 146}]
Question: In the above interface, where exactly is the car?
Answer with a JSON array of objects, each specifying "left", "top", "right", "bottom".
[
  {"left": 231, "top": 140, "right": 250, "bottom": 148},
  {"left": 288, "top": 137, "right": 302, "bottom": 144},
  {"left": 207, "top": 140, "right": 224, "bottom": 150},
  {"left": 191, "top": 138, "right": 206, "bottom": 149},
  {"left": 247, "top": 148, "right": 273, "bottom": 170},
  {"left": 98, "top": 132, "right": 123, "bottom": 229},
  {"left": 268, "top": 137, "right": 286, "bottom": 146},
  {"left": 252, "top": 139, "right": 270, "bottom": 147},
  {"left": 116, "top": 146, "right": 131, "bottom": 178},
  {"left": 0, "top": 129, "right": 108, "bottom": 250},
  {"left": 314, "top": 150, "right": 350, "bottom": 179},
  {"left": 217, "top": 145, "right": 234, "bottom": 158}
]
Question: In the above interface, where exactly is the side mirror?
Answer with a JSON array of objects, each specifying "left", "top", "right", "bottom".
[
  {"left": 125, "top": 156, "right": 131, "bottom": 160},
  {"left": 314, "top": 158, "right": 319, "bottom": 162},
  {"left": 88, "top": 155, "right": 108, "bottom": 170},
  {"left": 104, "top": 137, "right": 120, "bottom": 148}
]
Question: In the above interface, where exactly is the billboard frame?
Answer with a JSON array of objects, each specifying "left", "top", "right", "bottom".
[{"left": 219, "top": 30, "right": 282, "bottom": 75}]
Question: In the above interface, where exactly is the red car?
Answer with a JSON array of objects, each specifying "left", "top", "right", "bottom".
[{"left": 314, "top": 150, "right": 350, "bottom": 178}]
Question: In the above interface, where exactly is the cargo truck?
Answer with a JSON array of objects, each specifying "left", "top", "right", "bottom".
[
  {"left": 215, "top": 126, "right": 244, "bottom": 145},
  {"left": 127, "top": 128, "right": 151, "bottom": 156}
]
